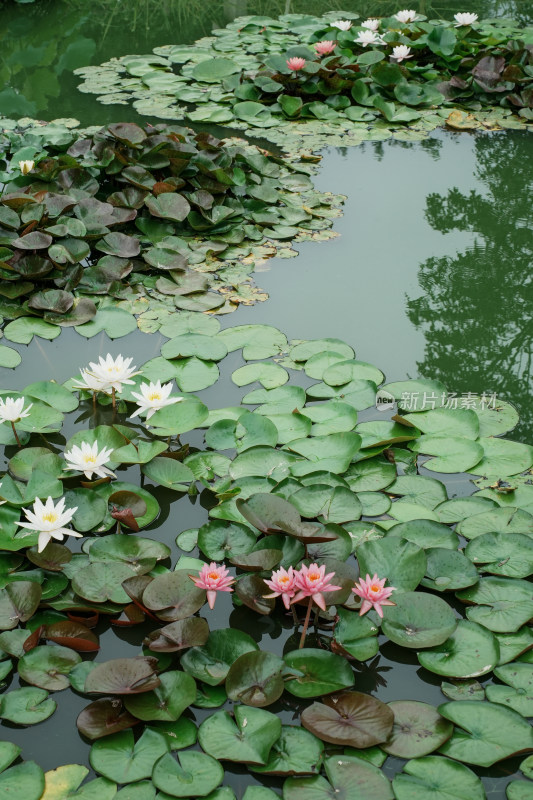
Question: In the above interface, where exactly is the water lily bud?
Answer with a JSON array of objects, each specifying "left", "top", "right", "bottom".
[{"left": 19, "top": 160, "right": 35, "bottom": 175}]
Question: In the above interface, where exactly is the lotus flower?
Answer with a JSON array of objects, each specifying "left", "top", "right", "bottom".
[
  {"left": 352, "top": 573, "right": 396, "bottom": 618},
  {"left": 391, "top": 44, "right": 413, "bottom": 62},
  {"left": 19, "top": 160, "right": 34, "bottom": 175},
  {"left": 73, "top": 368, "right": 112, "bottom": 395},
  {"left": 354, "top": 30, "right": 384, "bottom": 47},
  {"left": 87, "top": 354, "right": 140, "bottom": 393},
  {"left": 314, "top": 40, "right": 336, "bottom": 56},
  {"left": 330, "top": 20, "right": 352, "bottom": 31},
  {"left": 17, "top": 496, "right": 81, "bottom": 553},
  {"left": 292, "top": 563, "right": 341, "bottom": 611},
  {"left": 190, "top": 562, "right": 235, "bottom": 609},
  {"left": 0, "top": 397, "right": 32, "bottom": 423},
  {"left": 361, "top": 19, "right": 380, "bottom": 31},
  {"left": 130, "top": 380, "right": 182, "bottom": 420},
  {"left": 454, "top": 12, "right": 478, "bottom": 26},
  {"left": 64, "top": 441, "right": 116, "bottom": 481},
  {"left": 264, "top": 566, "right": 296, "bottom": 609},
  {"left": 287, "top": 57, "right": 306, "bottom": 71},
  {"left": 394, "top": 9, "right": 418, "bottom": 23}
]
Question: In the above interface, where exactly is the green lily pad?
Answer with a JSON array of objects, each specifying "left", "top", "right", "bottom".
[
  {"left": 0, "top": 761, "right": 45, "bottom": 800},
  {"left": 381, "top": 701, "right": 453, "bottom": 758},
  {"left": 283, "top": 754, "right": 394, "bottom": 800},
  {"left": 90, "top": 728, "right": 169, "bottom": 783},
  {"left": 0, "top": 686, "right": 56, "bottom": 724},
  {"left": 356, "top": 539, "right": 426, "bottom": 592},
  {"left": 382, "top": 592, "right": 457, "bottom": 648},
  {"left": 152, "top": 751, "right": 224, "bottom": 797},
  {"left": 457, "top": 577, "right": 533, "bottom": 633},
  {"left": 225, "top": 651, "right": 285, "bottom": 707},
  {"left": 181, "top": 628, "right": 258, "bottom": 686},
  {"left": 418, "top": 620, "right": 499, "bottom": 678},
  {"left": 199, "top": 705, "right": 281, "bottom": 764},
  {"left": 302, "top": 690, "right": 394, "bottom": 748},
  {"left": 392, "top": 756, "right": 485, "bottom": 800},
  {"left": 18, "top": 644, "right": 81, "bottom": 691},
  {"left": 438, "top": 700, "right": 533, "bottom": 766},
  {"left": 251, "top": 725, "right": 324, "bottom": 775},
  {"left": 284, "top": 649, "right": 355, "bottom": 698}
]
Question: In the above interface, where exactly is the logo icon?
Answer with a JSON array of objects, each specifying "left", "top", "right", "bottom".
[{"left": 375, "top": 390, "right": 395, "bottom": 411}]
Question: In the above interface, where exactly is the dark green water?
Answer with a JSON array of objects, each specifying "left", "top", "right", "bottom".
[{"left": 0, "top": 1, "right": 532, "bottom": 797}]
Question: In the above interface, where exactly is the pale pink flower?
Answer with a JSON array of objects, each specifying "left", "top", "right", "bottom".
[
  {"left": 391, "top": 45, "right": 413, "bottom": 62},
  {"left": 190, "top": 562, "right": 235, "bottom": 609},
  {"left": 314, "top": 40, "right": 336, "bottom": 56},
  {"left": 352, "top": 573, "right": 396, "bottom": 618},
  {"left": 286, "top": 57, "right": 306, "bottom": 71},
  {"left": 264, "top": 566, "right": 296, "bottom": 610},
  {"left": 292, "top": 563, "right": 341, "bottom": 611}
]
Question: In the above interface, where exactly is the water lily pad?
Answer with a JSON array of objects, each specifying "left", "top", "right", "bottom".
[
  {"left": 301, "top": 690, "right": 393, "bottom": 748},
  {"left": 382, "top": 592, "right": 457, "bottom": 648},
  {"left": 0, "top": 761, "right": 45, "bottom": 800},
  {"left": 76, "top": 698, "right": 139, "bottom": 740},
  {"left": 457, "top": 577, "right": 533, "bottom": 632},
  {"left": 90, "top": 728, "right": 169, "bottom": 783},
  {"left": 418, "top": 620, "right": 499, "bottom": 678},
  {"left": 381, "top": 701, "right": 453, "bottom": 758},
  {"left": 284, "top": 649, "right": 355, "bottom": 698},
  {"left": 143, "top": 618, "right": 209, "bottom": 653},
  {"left": 466, "top": 533, "right": 533, "bottom": 578},
  {"left": 199, "top": 705, "right": 281, "bottom": 764},
  {"left": 392, "top": 755, "right": 485, "bottom": 800},
  {"left": 0, "top": 686, "right": 56, "bottom": 724},
  {"left": 142, "top": 571, "right": 206, "bottom": 622},
  {"left": 356, "top": 539, "right": 426, "bottom": 592},
  {"left": 437, "top": 700, "right": 533, "bottom": 766},
  {"left": 225, "top": 651, "right": 285, "bottom": 707},
  {"left": 332, "top": 607, "right": 379, "bottom": 661},
  {"left": 152, "top": 751, "right": 223, "bottom": 797},
  {"left": 283, "top": 754, "right": 394, "bottom": 800},
  {"left": 181, "top": 628, "right": 258, "bottom": 686},
  {"left": 18, "top": 644, "right": 81, "bottom": 691},
  {"left": 84, "top": 656, "right": 160, "bottom": 695},
  {"left": 252, "top": 725, "right": 324, "bottom": 775},
  {"left": 421, "top": 548, "right": 479, "bottom": 592},
  {"left": 0, "top": 582, "right": 42, "bottom": 630},
  {"left": 409, "top": 436, "right": 483, "bottom": 473}
]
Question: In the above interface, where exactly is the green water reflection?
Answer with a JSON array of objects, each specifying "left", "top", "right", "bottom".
[{"left": 407, "top": 131, "right": 533, "bottom": 441}]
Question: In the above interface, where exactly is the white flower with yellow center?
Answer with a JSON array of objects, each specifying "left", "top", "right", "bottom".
[
  {"left": 63, "top": 441, "right": 116, "bottom": 480},
  {"left": 87, "top": 354, "right": 141, "bottom": 393},
  {"left": 330, "top": 19, "right": 352, "bottom": 31},
  {"left": 0, "top": 396, "right": 33, "bottom": 424},
  {"left": 355, "top": 30, "right": 384, "bottom": 47},
  {"left": 17, "top": 496, "right": 81, "bottom": 553},
  {"left": 392, "top": 44, "right": 413, "bottom": 62},
  {"left": 19, "top": 160, "right": 34, "bottom": 175},
  {"left": 361, "top": 19, "right": 380, "bottom": 31},
  {"left": 130, "top": 380, "right": 183, "bottom": 420}
]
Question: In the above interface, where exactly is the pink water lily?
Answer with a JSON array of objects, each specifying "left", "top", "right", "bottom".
[
  {"left": 314, "top": 40, "right": 336, "bottom": 56},
  {"left": 190, "top": 562, "right": 235, "bottom": 609},
  {"left": 292, "top": 563, "right": 341, "bottom": 611},
  {"left": 264, "top": 566, "right": 296, "bottom": 609},
  {"left": 352, "top": 573, "right": 396, "bottom": 618},
  {"left": 287, "top": 57, "right": 306, "bottom": 71}
]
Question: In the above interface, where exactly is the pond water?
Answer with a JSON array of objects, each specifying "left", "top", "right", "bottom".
[{"left": 0, "top": 1, "right": 532, "bottom": 798}]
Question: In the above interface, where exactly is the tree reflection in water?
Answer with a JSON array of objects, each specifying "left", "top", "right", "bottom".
[{"left": 406, "top": 132, "right": 533, "bottom": 441}]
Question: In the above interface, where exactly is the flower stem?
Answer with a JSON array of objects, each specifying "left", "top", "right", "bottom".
[
  {"left": 299, "top": 596, "right": 313, "bottom": 649},
  {"left": 112, "top": 387, "right": 116, "bottom": 410},
  {"left": 92, "top": 392, "right": 97, "bottom": 410},
  {"left": 11, "top": 421, "right": 21, "bottom": 448},
  {"left": 291, "top": 604, "right": 299, "bottom": 625}
]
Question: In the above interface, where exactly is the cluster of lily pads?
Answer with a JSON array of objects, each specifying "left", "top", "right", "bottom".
[
  {"left": 0, "top": 119, "right": 342, "bottom": 336},
  {"left": 75, "top": 12, "right": 533, "bottom": 154},
  {"left": 0, "top": 321, "right": 532, "bottom": 798}
]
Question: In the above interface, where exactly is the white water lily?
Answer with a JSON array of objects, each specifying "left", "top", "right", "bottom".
[
  {"left": 394, "top": 9, "right": 418, "bottom": 23},
  {"left": 130, "top": 380, "right": 183, "bottom": 420},
  {"left": 19, "top": 160, "right": 34, "bottom": 175},
  {"left": 330, "top": 19, "right": 352, "bottom": 30},
  {"left": 73, "top": 368, "right": 112, "bottom": 395},
  {"left": 17, "top": 496, "right": 81, "bottom": 553},
  {"left": 391, "top": 44, "right": 413, "bottom": 62},
  {"left": 87, "top": 354, "right": 141, "bottom": 393},
  {"left": 355, "top": 30, "right": 384, "bottom": 47},
  {"left": 0, "top": 396, "right": 33, "bottom": 423},
  {"left": 454, "top": 12, "right": 478, "bottom": 25},
  {"left": 361, "top": 19, "right": 380, "bottom": 30},
  {"left": 64, "top": 441, "right": 116, "bottom": 480}
]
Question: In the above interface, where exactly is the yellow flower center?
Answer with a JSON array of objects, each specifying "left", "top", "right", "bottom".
[
  {"left": 148, "top": 392, "right": 161, "bottom": 401},
  {"left": 83, "top": 455, "right": 96, "bottom": 464},
  {"left": 42, "top": 512, "right": 58, "bottom": 524},
  {"left": 309, "top": 572, "right": 321, "bottom": 582},
  {"left": 370, "top": 584, "right": 380, "bottom": 593},
  {"left": 208, "top": 571, "right": 220, "bottom": 580},
  {"left": 279, "top": 576, "right": 290, "bottom": 585}
]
